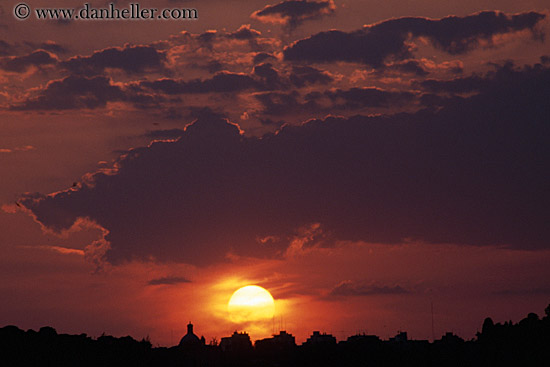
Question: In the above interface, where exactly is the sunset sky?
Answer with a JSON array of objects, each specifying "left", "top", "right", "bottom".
[{"left": 1, "top": 0, "right": 549, "bottom": 346}]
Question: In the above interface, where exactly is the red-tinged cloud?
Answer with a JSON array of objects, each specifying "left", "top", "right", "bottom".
[
  {"left": 289, "top": 65, "right": 333, "bottom": 87},
  {"left": 24, "top": 41, "right": 68, "bottom": 55},
  {"left": 9, "top": 75, "right": 125, "bottom": 110},
  {"left": 0, "top": 50, "right": 58, "bottom": 73},
  {"left": 252, "top": 0, "right": 336, "bottom": 31},
  {"left": 380, "top": 59, "right": 431, "bottom": 77},
  {"left": 284, "top": 11, "right": 545, "bottom": 67},
  {"left": 254, "top": 90, "right": 319, "bottom": 115},
  {"left": 18, "top": 63, "right": 550, "bottom": 266},
  {"left": 0, "top": 40, "right": 13, "bottom": 56},
  {"left": 139, "top": 72, "right": 260, "bottom": 94},
  {"left": 8, "top": 75, "right": 162, "bottom": 111},
  {"left": 61, "top": 45, "right": 166, "bottom": 75},
  {"left": 227, "top": 24, "right": 262, "bottom": 40},
  {"left": 324, "top": 87, "right": 415, "bottom": 109},
  {"left": 254, "top": 86, "right": 415, "bottom": 116}
]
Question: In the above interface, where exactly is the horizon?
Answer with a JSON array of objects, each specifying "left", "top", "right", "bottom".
[{"left": 4, "top": 301, "right": 549, "bottom": 347}]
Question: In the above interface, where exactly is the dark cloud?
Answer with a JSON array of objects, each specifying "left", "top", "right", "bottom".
[
  {"left": 24, "top": 41, "right": 69, "bottom": 55},
  {"left": 381, "top": 60, "right": 430, "bottom": 77},
  {"left": 144, "top": 129, "right": 186, "bottom": 139},
  {"left": 417, "top": 62, "right": 548, "bottom": 109},
  {"left": 329, "top": 281, "right": 409, "bottom": 297},
  {"left": 61, "top": 45, "right": 166, "bottom": 75},
  {"left": 1, "top": 50, "right": 58, "bottom": 73},
  {"left": 0, "top": 40, "right": 66, "bottom": 58},
  {"left": 418, "top": 75, "right": 486, "bottom": 94},
  {"left": 197, "top": 31, "right": 217, "bottom": 48},
  {"left": 8, "top": 74, "right": 161, "bottom": 111},
  {"left": 259, "top": 118, "right": 286, "bottom": 127},
  {"left": 148, "top": 276, "right": 191, "bottom": 286},
  {"left": 189, "top": 60, "right": 224, "bottom": 74},
  {"left": 253, "top": 52, "right": 276, "bottom": 65},
  {"left": 325, "top": 87, "right": 415, "bottom": 109},
  {"left": 289, "top": 65, "right": 333, "bottom": 87},
  {"left": 19, "top": 63, "right": 550, "bottom": 266},
  {"left": 0, "top": 40, "right": 14, "bottom": 56},
  {"left": 252, "top": 0, "right": 336, "bottom": 31},
  {"left": 140, "top": 72, "right": 259, "bottom": 94},
  {"left": 227, "top": 24, "right": 262, "bottom": 40},
  {"left": 253, "top": 63, "right": 285, "bottom": 90},
  {"left": 284, "top": 11, "right": 545, "bottom": 67},
  {"left": 9, "top": 75, "right": 125, "bottom": 111},
  {"left": 255, "top": 90, "right": 319, "bottom": 115}
]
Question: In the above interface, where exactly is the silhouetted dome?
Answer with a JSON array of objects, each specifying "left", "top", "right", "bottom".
[
  {"left": 482, "top": 317, "right": 494, "bottom": 334},
  {"left": 179, "top": 322, "right": 201, "bottom": 347}
]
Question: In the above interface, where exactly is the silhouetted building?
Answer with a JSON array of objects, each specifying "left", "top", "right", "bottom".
[
  {"left": 179, "top": 322, "right": 205, "bottom": 348},
  {"left": 303, "top": 331, "right": 337, "bottom": 346},
  {"left": 255, "top": 330, "right": 296, "bottom": 355},
  {"left": 219, "top": 331, "right": 253, "bottom": 353},
  {"left": 438, "top": 332, "right": 464, "bottom": 344},
  {"left": 345, "top": 334, "right": 381, "bottom": 345},
  {"left": 389, "top": 331, "right": 408, "bottom": 342}
]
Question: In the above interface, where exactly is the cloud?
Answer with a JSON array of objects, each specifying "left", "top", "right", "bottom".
[
  {"left": 289, "top": 65, "right": 333, "bottom": 87},
  {"left": 148, "top": 276, "right": 191, "bottom": 286},
  {"left": 418, "top": 75, "right": 486, "bottom": 94},
  {"left": 24, "top": 41, "right": 69, "bottom": 55},
  {"left": 9, "top": 75, "right": 126, "bottom": 111},
  {"left": 329, "top": 281, "right": 409, "bottom": 297},
  {"left": 252, "top": 0, "right": 336, "bottom": 31},
  {"left": 0, "top": 145, "right": 35, "bottom": 153},
  {"left": 227, "top": 24, "right": 262, "bottom": 40},
  {"left": 18, "top": 63, "right": 550, "bottom": 266},
  {"left": 284, "top": 11, "right": 545, "bottom": 67},
  {"left": 19, "top": 245, "right": 85, "bottom": 256},
  {"left": 381, "top": 59, "right": 430, "bottom": 77},
  {"left": 61, "top": 45, "right": 166, "bottom": 75},
  {"left": 253, "top": 53, "right": 276, "bottom": 65},
  {"left": 254, "top": 87, "right": 415, "bottom": 116},
  {"left": 144, "top": 129, "right": 186, "bottom": 139},
  {"left": 253, "top": 63, "right": 285, "bottom": 90},
  {"left": 0, "top": 40, "right": 15, "bottom": 56},
  {"left": 1, "top": 50, "right": 58, "bottom": 73},
  {"left": 8, "top": 75, "right": 165, "bottom": 111},
  {"left": 324, "top": 87, "right": 415, "bottom": 109},
  {"left": 255, "top": 90, "right": 319, "bottom": 115},
  {"left": 139, "top": 72, "right": 259, "bottom": 94}
]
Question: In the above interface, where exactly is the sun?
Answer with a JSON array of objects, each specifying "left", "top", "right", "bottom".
[{"left": 227, "top": 285, "right": 275, "bottom": 323}]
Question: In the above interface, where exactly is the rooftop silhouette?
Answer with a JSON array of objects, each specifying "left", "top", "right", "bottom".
[{"left": 1, "top": 304, "right": 549, "bottom": 366}]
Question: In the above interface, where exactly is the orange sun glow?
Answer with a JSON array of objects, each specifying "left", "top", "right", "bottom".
[{"left": 227, "top": 285, "right": 275, "bottom": 323}]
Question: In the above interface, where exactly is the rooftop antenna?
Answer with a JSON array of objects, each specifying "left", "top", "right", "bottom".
[{"left": 431, "top": 300, "right": 435, "bottom": 342}]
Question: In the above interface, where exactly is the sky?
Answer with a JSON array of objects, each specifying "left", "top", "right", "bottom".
[{"left": 1, "top": 0, "right": 550, "bottom": 346}]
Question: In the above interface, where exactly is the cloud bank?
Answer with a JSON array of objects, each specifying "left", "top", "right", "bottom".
[
  {"left": 18, "top": 62, "right": 550, "bottom": 266},
  {"left": 284, "top": 11, "right": 545, "bottom": 67}
]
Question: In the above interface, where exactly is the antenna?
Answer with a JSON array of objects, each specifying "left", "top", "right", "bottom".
[{"left": 431, "top": 300, "right": 435, "bottom": 342}]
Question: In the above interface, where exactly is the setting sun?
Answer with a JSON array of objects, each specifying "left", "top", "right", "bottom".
[{"left": 227, "top": 285, "right": 275, "bottom": 323}]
